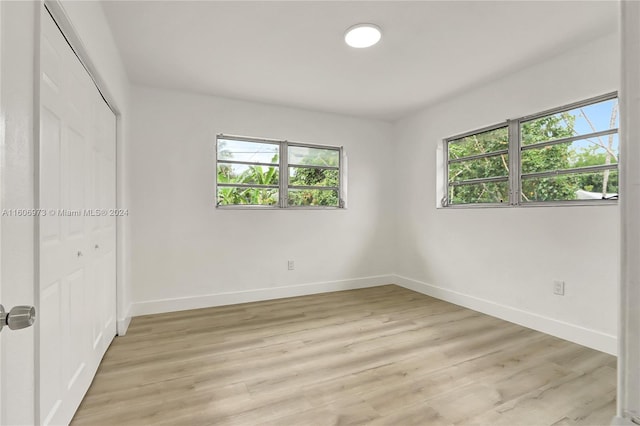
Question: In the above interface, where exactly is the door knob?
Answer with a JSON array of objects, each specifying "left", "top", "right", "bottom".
[
  {"left": 0, "top": 304, "right": 36, "bottom": 333},
  {"left": 7, "top": 306, "right": 36, "bottom": 330}
]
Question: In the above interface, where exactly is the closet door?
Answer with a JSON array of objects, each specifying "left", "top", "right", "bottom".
[
  {"left": 87, "top": 92, "right": 117, "bottom": 360},
  {"left": 39, "top": 6, "right": 117, "bottom": 425}
]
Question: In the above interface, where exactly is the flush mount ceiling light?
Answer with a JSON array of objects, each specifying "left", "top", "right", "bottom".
[{"left": 344, "top": 24, "right": 382, "bottom": 48}]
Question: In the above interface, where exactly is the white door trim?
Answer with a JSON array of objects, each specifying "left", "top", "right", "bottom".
[
  {"left": 0, "top": 0, "right": 3, "bottom": 420},
  {"left": 617, "top": 1, "right": 640, "bottom": 423}
]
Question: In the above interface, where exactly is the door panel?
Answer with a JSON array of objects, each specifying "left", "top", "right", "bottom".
[
  {"left": 65, "top": 269, "right": 86, "bottom": 391},
  {"left": 40, "top": 107, "right": 62, "bottom": 243},
  {"left": 86, "top": 96, "right": 117, "bottom": 358},
  {"left": 40, "top": 283, "right": 61, "bottom": 426},
  {"left": 0, "top": 2, "right": 40, "bottom": 424},
  {"left": 39, "top": 7, "right": 117, "bottom": 425},
  {"left": 66, "top": 128, "right": 86, "bottom": 237}
]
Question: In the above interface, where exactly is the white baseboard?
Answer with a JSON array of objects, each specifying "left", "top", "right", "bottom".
[
  {"left": 117, "top": 304, "right": 132, "bottom": 336},
  {"left": 393, "top": 274, "right": 617, "bottom": 356},
  {"left": 131, "top": 275, "right": 393, "bottom": 317}
]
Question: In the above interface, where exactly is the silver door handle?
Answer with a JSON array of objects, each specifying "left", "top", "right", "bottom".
[{"left": 0, "top": 304, "right": 36, "bottom": 333}]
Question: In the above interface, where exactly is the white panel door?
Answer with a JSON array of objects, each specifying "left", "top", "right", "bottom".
[
  {"left": 39, "top": 7, "right": 116, "bottom": 426},
  {"left": 87, "top": 88, "right": 117, "bottom": 359}
]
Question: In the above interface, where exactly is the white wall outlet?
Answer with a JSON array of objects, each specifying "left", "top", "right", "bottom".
[
  {"left": 288, "top": 260, "right": 295, "bottom": 270},
  {"left": 553, "top": 280, "right": 565, "bottom": 296}
]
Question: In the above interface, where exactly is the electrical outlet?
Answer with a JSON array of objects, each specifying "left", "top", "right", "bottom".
[
  {"left": 553, "top": 280, "right": 565, "bottom": 296},
  {"left": 288, "top": 260, "right": 295, "bottom": 270}
]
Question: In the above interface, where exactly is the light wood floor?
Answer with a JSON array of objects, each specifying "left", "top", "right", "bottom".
[{"left": 72, "top": 285, "right": 616, "bottom": 426}]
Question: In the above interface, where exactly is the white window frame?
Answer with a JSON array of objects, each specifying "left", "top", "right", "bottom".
[
  {"left": 443, "top": 92, "right": 619, "bottom": 208},
  {"left": 215, "top": 134, "right": 345, "bottom": 209}
]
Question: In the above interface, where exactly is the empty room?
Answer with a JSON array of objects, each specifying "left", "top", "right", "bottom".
[{"left": 1, "top": 0, "right": 640, "bottom": 425}]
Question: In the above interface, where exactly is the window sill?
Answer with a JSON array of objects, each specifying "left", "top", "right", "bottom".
[
  {"left": 216, "top": 205, "right": 344, "bottom": 210},
  {"left": 439, "top": 200, "right": 618, "bottom": 209}
]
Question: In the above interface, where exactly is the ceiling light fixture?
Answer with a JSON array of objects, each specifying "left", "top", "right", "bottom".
[{"left": 344, "top": 24, "right": 382, "bottom": 48}]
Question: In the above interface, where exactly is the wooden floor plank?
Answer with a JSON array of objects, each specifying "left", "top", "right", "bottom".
[{"left": 72, "top": 285, "right": 616, "bottom": 425}]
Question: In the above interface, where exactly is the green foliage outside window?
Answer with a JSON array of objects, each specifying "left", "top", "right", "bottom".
[
  {"left": 288, "top": 146, "right": 340, "bottom": 207},
  {"left": 447, "top": 97, "right": 618, "bottom": 205},
  {"left": 216, "top": 139, "right": 341, "bottom": 207},
  {"left": 448, "top": 127, "right": 509, "bottom": 204},
  {"left": 217, "top": 162, "right": 279, "bottom": 206}
]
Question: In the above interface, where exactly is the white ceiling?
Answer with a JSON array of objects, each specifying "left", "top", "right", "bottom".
[{"left": 101, "top": 1, "right": 618, "bottom": 121}]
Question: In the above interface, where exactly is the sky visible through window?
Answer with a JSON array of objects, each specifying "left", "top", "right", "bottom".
[
  {"left": 537, "top": 98, "right": 619, "bottom": 152},
  {"left": 573, "top": 99, "right": 619, "bottom": 134},
  {"left": 217, "top": 139, "right": 279, "bottom": 164}
]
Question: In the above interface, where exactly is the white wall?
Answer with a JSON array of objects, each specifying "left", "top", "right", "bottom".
[
  {"left": 393, "top": 33, "right": 620, "bottom": 354},
  {"left": 129, "top": 86, "right": 394, "bottom": 314}
]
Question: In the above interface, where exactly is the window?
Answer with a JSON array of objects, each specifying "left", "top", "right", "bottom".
[
  {"left": 447, "top": 125, "right": 510, "bottom": 205},
  {"left": 216, "top": 135, "right": 343, "bottom": 208},
  {"left": 444, "top": 93, "right": 619, "bottom": 206}
]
